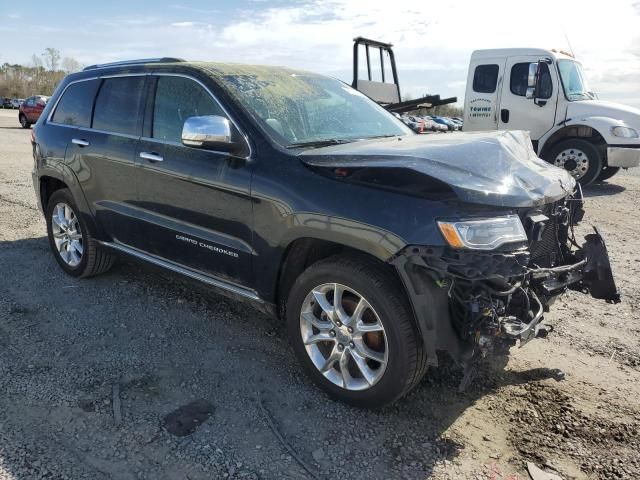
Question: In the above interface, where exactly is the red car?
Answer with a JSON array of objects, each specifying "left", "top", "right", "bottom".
[{"left": 19, "top": 95, "right": 49, "bottom": 129}]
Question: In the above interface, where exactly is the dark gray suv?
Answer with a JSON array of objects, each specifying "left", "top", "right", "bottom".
[{"left": 31, "top": 58, "right": 619, "bottom": 407}]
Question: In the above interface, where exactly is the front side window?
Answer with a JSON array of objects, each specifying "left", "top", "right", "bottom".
[
  {"left": 558, "top": 60, "right": 593, "bottom": 101},
  {"left": 152, "top": 76, "right": 225, "bottom": 143},
  {"left": 472, "top": 64, "right": 499, "bottom": 93},
  {"left": 52, "top": 80, "right": 100, "bottom": 127},
  {"left": 510, "top": 63, "right": 552, "bottom": 99},
  {"left": 209, "top": 66, "right": 410, "bottom": 147},
  {"left": 92, "top": 76, "right": 146, "bottom": 135}
]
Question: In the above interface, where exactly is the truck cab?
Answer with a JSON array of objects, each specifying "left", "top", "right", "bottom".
[{"left": 463, "top": 48, "right": 640, "bottom": 185}]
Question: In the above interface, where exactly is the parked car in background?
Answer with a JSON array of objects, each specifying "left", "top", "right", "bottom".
[
  {"left": 431, "top": 116, "right": 459, "bottom": 131},
  {"left": 1, "top": 97, "right": 13, "bottom": 109},
  {"left": 19, "top": 95, "right": 49, "bottom": 128},
  {"left": 11, "top": 98, "right": 24, "bottom": 109}
]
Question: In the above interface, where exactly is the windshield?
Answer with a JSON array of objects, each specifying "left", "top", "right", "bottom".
[
  {"left": 211, "top": 66, "right": 411, "bottom": 147},
  {"left": 558, "top": 60, "right": 594, "bottom": 101}
]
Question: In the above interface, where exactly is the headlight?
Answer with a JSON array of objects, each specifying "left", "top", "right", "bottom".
[
  {"left": 437, "top": 215, "right": 527, "bottom": 250},
  {"left": 611, "top": 126, "right": 639, "bottom": 138}
]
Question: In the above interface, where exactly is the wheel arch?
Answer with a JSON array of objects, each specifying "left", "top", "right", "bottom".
[
  {"left": 539, "top": 124, "right": 607, "bottom": 160},
  {"left": 275, "top": 237, "right": 405, "bottom": 320},
  {"left": 38, "top": 168, "right": 103, "bottom": 239}
]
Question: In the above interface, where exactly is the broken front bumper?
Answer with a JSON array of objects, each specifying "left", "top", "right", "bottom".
[{"left": 391, "top": 226, "right": 619, "bottom": 365}]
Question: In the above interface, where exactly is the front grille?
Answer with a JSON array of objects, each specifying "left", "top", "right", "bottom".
[{"left": 528, "top": 204, "right": 560, "bottom": 268}]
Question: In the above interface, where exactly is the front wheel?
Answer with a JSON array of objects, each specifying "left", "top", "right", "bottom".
[
  {"left": 19, "top": 114, "right": 30, "bottom": 129},
  {"left": 286, "top": 254, "right": 428, "bottom": 408},
  {"left": 543, "top": 139, "right": 603, "bottom": 186}
]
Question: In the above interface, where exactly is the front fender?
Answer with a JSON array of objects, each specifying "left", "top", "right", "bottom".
[
  {"left": 566, "top": 116, "right": 636, "bottom": 146},
  {"left": 278, "top": 212, "right": 407, "bottom": 262}
]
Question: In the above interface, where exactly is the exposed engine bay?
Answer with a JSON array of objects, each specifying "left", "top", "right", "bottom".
[{"left": 392, "top": 186, "right": 620, "bottom": 382}]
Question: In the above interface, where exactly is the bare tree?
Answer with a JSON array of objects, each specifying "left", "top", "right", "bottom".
[
  {"left": 61, "top": 57, "right": 82, "bottom": 73},
  {"left": 30, "top": 54, "right": 43, "bottom": 68},
  {"left": 42, "top": 48, "right": 61, "bottom": 71}
]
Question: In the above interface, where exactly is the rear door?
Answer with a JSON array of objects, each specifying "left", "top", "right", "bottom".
[
  {"left": 463, "top": 59, "right": 505, "bottom": 131},
  {"left": 498, "top": 56, "right": 558, "bottom": 141},
  {"left": 69, "top": 75, "right": 147, "bottom": 246},
  {"left": 134, "top": 74, "right": 253, "bottom": 286}
]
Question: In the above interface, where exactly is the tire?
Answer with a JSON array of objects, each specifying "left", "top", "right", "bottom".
[
  {"left": 543, "top": 138, "right": 603, "bottom": 186},
  {"left": 596, "top": 166, "right": 620, "bottom": 182},
  {"left": 286, "top": 254, "right": 428, "bottom": 408},
  {"left": 19, "top": 114, "right": 31, "bottom": 129},
  {"left": 45, "top": 189, "right": 114, "bottom": 278}
]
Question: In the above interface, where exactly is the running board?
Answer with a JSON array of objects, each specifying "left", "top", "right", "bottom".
[{"left": 98, "top": 241, "right": 262, "bottom": 302}]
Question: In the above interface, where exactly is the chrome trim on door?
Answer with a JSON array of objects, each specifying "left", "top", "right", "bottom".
[
  {"left": 98, "top": 240, "right": 262, "bottom": 301},
  {"left": 139, "top": 151, "right": 164, "bottom": 162},
  {"left": 71, "top": 138, "right": 90, "bottom": 147}
]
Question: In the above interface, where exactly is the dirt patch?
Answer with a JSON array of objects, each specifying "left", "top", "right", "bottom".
[{"left": 508, "top": 383, "right": 639, "bottom": 479}]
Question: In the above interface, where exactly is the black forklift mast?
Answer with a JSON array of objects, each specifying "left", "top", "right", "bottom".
[{"left": 352, "top": 36, "right": 457, "bottom": 114}]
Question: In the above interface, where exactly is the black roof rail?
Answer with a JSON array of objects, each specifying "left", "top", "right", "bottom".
[{"left": 83, "top": 57, "right": 186, "bottom": 71}]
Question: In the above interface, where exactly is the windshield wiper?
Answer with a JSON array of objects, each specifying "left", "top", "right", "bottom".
[{"left": 286, "top": 138, "right": 356, "bottom": 149}]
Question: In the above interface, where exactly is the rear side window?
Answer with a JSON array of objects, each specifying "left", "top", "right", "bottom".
[
  {"left": 51, "top": 80, "right": 100, "bottom": 127},
  {"left": 511, "top": 62, "right": 553, "bottom": 99},
  {"left": 93, "top": 76, "right": 146, "bottom": 135},
  {"left": 152, "top": 76, "right": 224, "bottom": 143},
  {"left": 473, "top": 64, "right": 499, "bottom": 93}
]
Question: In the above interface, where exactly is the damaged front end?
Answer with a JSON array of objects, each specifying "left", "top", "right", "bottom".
[{"left": 391, "top": 186, "right": 619, "bottom": 380}]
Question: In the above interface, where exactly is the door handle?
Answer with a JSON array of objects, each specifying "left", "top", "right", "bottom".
[
  {"left": 500, "top": 109, "right": 510, "bottom": 123},
  {"left": 72, "top": 138, "right": 90, "bottom": 147},
  {"left": 140, "top": 152, "right": 164, "bottom": 162}
]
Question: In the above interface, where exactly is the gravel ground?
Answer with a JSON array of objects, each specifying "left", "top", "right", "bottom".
[{"left": 1, "top": 108, "right": 639, "bottom": 480}]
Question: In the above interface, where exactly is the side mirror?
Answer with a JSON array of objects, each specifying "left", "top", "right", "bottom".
[
  {"left": 525, "top": 62, "right": 539, "bottom": 99},
  {"left": 182, "top": 115, "right": 242, "bottom": 153}
]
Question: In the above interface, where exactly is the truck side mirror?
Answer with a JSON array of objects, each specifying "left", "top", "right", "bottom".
[{"left": 525, "top": 63, "right": 539, "bottom": 99}]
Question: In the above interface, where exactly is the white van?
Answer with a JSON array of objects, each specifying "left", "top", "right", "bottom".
[{"left": 463, "top": 48, "right": 640, "bottom": 184}]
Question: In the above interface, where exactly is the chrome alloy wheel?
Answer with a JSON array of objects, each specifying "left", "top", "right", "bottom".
[
  {"left": 554, "top": 148, "right": 590, "bottom": 179},
  {"left": 51, "top": 202, "right": 83, "bottom": 267},
  {"left": 300, "top": 283, "right": 388, "bottom": 391}
]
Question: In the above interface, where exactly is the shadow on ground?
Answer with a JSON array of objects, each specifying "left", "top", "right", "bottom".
[
  {"left": 583, "top": 181, "right": 626, "bottom": 197},
  {"left": 0, "top": 236, "right": 563, "bottom": 479}
]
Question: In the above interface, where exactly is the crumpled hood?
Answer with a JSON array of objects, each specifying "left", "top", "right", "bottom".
[
  {"left": 299, "top": 130, "right": 576, "bottom": 208},
  {"left": 566, "top": 100, "right": 640, "bottom": 127}
]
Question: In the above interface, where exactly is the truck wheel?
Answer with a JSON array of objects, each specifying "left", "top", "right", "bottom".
[
  {"left": 544, "top": 139, "right": 602, "bottom": 186},
  {"left": 596, "top": 166, "right": 620, "bottom": 182},
  {"left": 286, "top": 254, "right": 428, "bottom": 408},
  {"left": 19, "top": 114, "right": 31, "bottom": 129},
  {"left": 46, "top": 189, "right": 114, "bottom": 278}
]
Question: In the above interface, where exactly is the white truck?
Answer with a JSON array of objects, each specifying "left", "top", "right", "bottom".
[{"left": 463, "top": 48, "right": 640, "bottom": 185}]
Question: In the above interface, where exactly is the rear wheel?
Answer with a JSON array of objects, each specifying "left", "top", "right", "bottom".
[
  {"left": 286, "top": 254, "right": 427, "bottom": 408},
  {"left": 596, "top": 166, "right": 620, "bottom": 182},
  {"left": 544, "top": 138, "right": 603, "bottom": 186},
  {"left": 46, "top": 189, "right": 114, "bottom": 278},
  {"left": 19, "top": 114, "right": 30, "bottom": 129}
]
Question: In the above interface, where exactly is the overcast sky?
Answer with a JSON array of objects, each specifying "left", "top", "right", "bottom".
[{"left": 1, "top": 0, "right": 639, "bottom": 107}]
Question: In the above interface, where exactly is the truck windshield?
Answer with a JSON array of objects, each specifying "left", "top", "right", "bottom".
[
  {"left": 558, "top": 60, "right": 594, "bottom": 101},
  {"left": 214, "top": 67, "right": 411, "bottom": 147}
]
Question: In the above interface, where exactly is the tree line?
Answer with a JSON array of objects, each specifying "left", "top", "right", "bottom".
[{"left": 0, "top": 48, "right": 82, "bottom": 99}]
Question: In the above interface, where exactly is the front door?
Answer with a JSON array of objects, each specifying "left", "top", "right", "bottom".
[
  {"left": 134, "top": 74, "right": 253, "bottom": 286},
  {"left": 463, "top": 59, "right": 505, "bottom": 131},
  {"left": 498, "top": 56, "right": 558, "bottom": 141}
]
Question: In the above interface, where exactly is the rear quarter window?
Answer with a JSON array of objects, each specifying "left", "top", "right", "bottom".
[
  {"left": 92, "top": 76, "right": 146, "bottom": 135},
  {"left": 472, "top": 64, "right": 499, "bottom": 93},
  {"left": 51, "top": 80, "right": 100, "bottom": 127}
]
